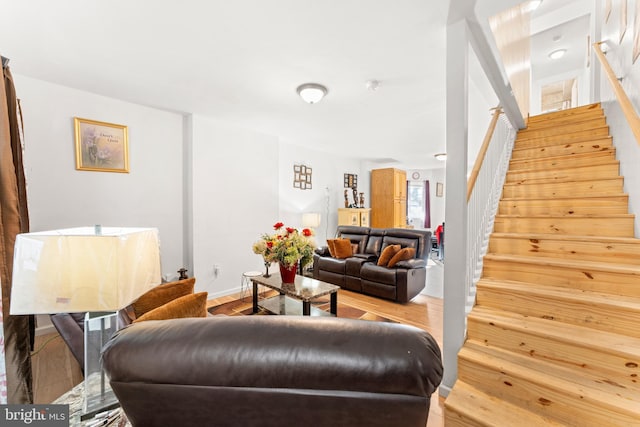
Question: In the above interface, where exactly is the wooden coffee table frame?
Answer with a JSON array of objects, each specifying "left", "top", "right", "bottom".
[{"left": 251, "top": 273, "right": 339, "bottom": 317}]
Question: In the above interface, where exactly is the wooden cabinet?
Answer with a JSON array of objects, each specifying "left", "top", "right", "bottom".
[
  {"left": 371, "top": 168, "right": 407, "bottom": 228},
  {"left": 338, "top": 208, "right": 371, "bottom": 227}
]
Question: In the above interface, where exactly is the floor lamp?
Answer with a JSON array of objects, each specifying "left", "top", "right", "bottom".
[{"left": 10, "top": 226, "right": 161, "bottom": 419}]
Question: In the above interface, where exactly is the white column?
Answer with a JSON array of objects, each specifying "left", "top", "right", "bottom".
[{"left": 441, "top": 17, "right": 469, "bottom": 396}]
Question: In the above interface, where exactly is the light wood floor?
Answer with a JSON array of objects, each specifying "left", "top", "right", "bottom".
[{"left": 33, "top": 289, "right": 444, "bottom": 426}]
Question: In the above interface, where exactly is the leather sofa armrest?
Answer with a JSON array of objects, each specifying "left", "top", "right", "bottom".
[
  {"left": 315, "top": 246, "right": 330, "bottom": 256},
  {"left": 395, "top": 258, "right": 427, "bottom": 269}
]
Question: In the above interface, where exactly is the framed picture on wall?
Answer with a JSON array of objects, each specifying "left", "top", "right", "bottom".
[
  {"left": 74, "top": 117, "right": 129, "bottom": 173},
  {"left": 436, "top": 182, "right": 444, "bottom": 197}
]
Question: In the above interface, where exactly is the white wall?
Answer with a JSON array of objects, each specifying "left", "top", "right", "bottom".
[
  {"left": 16, "top": 75, "right": 185, "bottom": 279},
  {"left": 190, "top": 115, "right": 279, "bottom": 297},
  {"left": 278, "top": 142, "right": 365, "bottom": 246},
  {"left": 599, "top": 0, "right": 640, "bottom": 236}
]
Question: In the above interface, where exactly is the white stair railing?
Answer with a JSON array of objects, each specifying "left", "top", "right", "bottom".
[{"left": 465, "top": 110, "right": 515, "bottom": 314}]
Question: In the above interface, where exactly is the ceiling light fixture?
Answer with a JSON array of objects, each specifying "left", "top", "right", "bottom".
[
  {"left": 365, "top": 80, "right": 380, "bottom": 91},
  {"left": 548, "top": 49, "right": 567, "bottom": 59},
  {"left": 525, "top": 0, "right": 542, "bottom": 12},
  {"left": 297, "top": 83, "right": 328, "bottom": 104},
  {"left": 434, "top": 153, "right": 447, "bottom": 161}
]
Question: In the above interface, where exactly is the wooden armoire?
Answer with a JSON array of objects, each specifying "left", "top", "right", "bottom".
[{"left": 370, "top": 168, "right": 407, "bottom": 228}]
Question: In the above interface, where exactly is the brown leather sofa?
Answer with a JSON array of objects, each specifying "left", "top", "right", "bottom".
[
  {"left": 102, "top": 316, "right": 443, "bottom": 427},
  {"left": 313, "top": 226, "right": 431, "bottom": 302}
]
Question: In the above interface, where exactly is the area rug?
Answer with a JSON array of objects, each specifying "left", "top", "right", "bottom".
[{"left": 208, "top": 292, "right": 395, "bottom": 323}]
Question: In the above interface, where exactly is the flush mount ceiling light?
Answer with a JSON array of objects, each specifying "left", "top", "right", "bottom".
[
  {"left": 548, "top": 49, "right": 567, "bottom": 59},
  {"left": 297, "top": 83, "right": 328, "bottom": 104},
  {"left": 434, "top": 153, "right": 447, "bottom": 161}
]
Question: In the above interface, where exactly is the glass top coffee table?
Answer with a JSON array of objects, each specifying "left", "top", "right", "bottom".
[{"left": 250, "top": 273, "right": 340, "bottom": 317}]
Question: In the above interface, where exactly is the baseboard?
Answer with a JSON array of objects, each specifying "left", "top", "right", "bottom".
[
  {"left": 439, "top": 384, "right": 451, "bottom": 398},
  {"left": 35, "top": 324, "right": 56, "bottom": 337}
]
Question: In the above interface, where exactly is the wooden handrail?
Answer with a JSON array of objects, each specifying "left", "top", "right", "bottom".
[
  {"left": 593, "top": 41, "right": 640, "bottom": 146},
  {"left": 467, "top": 106, "right": 503, "bottom": 202}
]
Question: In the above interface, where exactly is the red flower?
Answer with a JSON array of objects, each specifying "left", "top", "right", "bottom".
[
  {"left": 266, "top": 241, "right": 273, "bottom": 248},
  {"left": 273, "top": 222, "right": 284, "bottom": 230},
  {"left": 302, "top": 228, "right": 312, "bottom": 237},
  {"left": 286, "top": 227, "right": 295, "bottom": 234}
]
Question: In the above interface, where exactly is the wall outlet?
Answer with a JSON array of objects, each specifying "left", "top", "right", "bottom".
[{"left": 213, "top": 264, "right": 221, "bottom": 278}]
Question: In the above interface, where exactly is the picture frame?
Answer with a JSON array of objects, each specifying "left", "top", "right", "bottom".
[
  {"left": 74, "top": 117, "right": 129, "bottom": 173},
  {"left": 436, "top": 182, "right": 444, "bottom": 197},
  {"left": 293, "top": 164, "right": 312, "bottom": 189}
]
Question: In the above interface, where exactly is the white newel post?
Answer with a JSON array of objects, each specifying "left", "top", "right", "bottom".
[{"left": 441, "top": 17, "right": 469, "bottom": 396}]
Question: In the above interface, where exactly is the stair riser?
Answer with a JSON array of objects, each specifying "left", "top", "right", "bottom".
[
  {"left": 526, "top": 110, "right": 605, "bottom": 129},
  {"left": 518, "top": 118, "right": 608, "bottom": 139},
  {"left": 506, "top": 163, "right": 620, "bottom": 184},
  {"left": 476, "top": 285, "right": 640, "bottom": 338},
  {"left": 509, "top": 151, "right": 615, "bottom": 171},
  {"left": 493, "top": 216, "right": 634, "bottom": 237},
  {"left": 511, "top": 140, "right": 613, "bottom": 160},
  {"left": 464, "top": 321, "right": 640, "bottom": 393},
  {"left": 482, "top": 259, "right": 640, "bottom": 296},
  {"left": 527, "top": 104, "right": 602, "bottom": 123},
  {"left": 515, "top": 127, "right": 610, "bottom": 149},
  {"left": 502, "top": 179, "right": 624, "bottom": 199},
  {"left": 458, "top": 352, "right": 639, "bottom": 427},
  {"left": 488, "top": 235, "right": 640, "bottom": 264},
  {"left": 498, "top": 198, "right": 629, "bottom": 216}
]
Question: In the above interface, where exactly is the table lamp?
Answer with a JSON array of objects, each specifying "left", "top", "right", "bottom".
[
  {"left": 10, "top": 226, "right": 161, "bottom": 419},
  {"left": 302, "top": 212, "right": 321, "bottom": 229}
]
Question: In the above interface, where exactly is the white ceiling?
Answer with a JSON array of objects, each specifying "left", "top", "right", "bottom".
[{"left": 0, "top": 0, "right": 590, "bottom": 170}]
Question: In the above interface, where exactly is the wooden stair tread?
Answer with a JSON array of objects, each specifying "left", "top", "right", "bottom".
[
  {"left": 515, "top": 126, "right": 610, "bottom": 145},
  {"left": 507, "top": 161, "right": 619, "bottom": 175},
  {"left": 512, "top": 135, "right": 612, "bottom": 153},
  {"left": 524, "top": 112, "right": 606, "bottom": 131},
  {"left": 503, "top": 176, "right": 622, "bottom": 187},
  {"left": 518, "top": 118, "right": 608, "bottom": 138},
  {"left": 460, "top": 341, "right": 640, "bottom": 415},
  {"left": 445, "top": 381, "right": 564, "bottom": 427},
  {"left": 469, "top": 306, "right": 640, "bottom": 359},
  {"left": 510, "top": 150, "right": 615, "bottom": 165},
  {"left": 483, "top": 252, "right": 640, "bottom": 273},
  {"left": 527, "top": 103, "right": 601, "bottom": 121},
  {"left": 495, "top": 213, "right": 633, "bottom": 219},
  {"left": 490, "top": 232, "right": 640, "bottom": 245},
  {"left": 500, "top": 194, "right": 629, "bottom": 202},
  {"left": 477, "top": 278, "right": 640, "bottom": 311}
]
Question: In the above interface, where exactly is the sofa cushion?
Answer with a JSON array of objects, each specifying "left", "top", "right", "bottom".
[
  {"left": 365, "top": 229, "right": 385, "bottom": 255},
  {"left": 316, "top": 256, "right": 347, "bottom": 274},
  {"left": 388, "top": 248, "right": 416, "bottom": 268},
  {"left": 346, "top": 257, "right": 369, "bottom": 277},
  {"left": 333, "top": 239, "right": 354, "bottom": 259},
  {"left": 131, "top": 277, "right": 196, "bottom": 318},
  {"left": 339, "top": 233, "right": 369, "bottom": 253},
  {"left": 361, "top": 264, "right": 397, "bottom": 286},
  {"left": 377, "top": 244, "right": 401, "bottom": 266},
  {"left": 133, "top": 292, "right": 208, "bottom": 323}
]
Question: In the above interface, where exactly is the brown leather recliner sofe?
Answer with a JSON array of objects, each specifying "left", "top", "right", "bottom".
[
  {"left": 102, "top": 316, "right": 443, "bottom": 427},
  {"left": 313, "top": 226, "right": 431, "bottom": 303}
]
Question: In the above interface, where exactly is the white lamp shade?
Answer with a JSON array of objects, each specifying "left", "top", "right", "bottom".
[
  {"left": 10, "top": 227, "right": 162, "bottom": 314},
  {"left": 302, "top": 213, "right": 321, "bottom": 228}
]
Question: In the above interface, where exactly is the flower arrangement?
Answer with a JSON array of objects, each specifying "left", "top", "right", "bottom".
[{"left": 252, "top": 222, "right": 316, "bottom": 269}]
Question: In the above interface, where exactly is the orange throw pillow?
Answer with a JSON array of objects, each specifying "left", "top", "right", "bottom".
[
  {"left": 131, "top": 277, "right": 196, "bottom": 318},
  {"left": 333, "top": 239, "right": 354, "bottom": 259},
  {"left": 387, "top": 247, "right": 416, "bottom": 267},
  {"left": 326, "top": 239, "right": 337, "bottom": 257},
  {"left": 133, "top": 292, "right": 208, "bottom": 323},
  {"left": 377, "top": 244, "right": 401, "bottom": 266}
]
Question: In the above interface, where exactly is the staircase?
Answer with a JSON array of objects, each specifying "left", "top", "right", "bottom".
[{"left": 444, "top": 103, "right": 640, "bottom": 426}]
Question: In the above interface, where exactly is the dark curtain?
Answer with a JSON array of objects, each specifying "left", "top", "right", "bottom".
[
  {"left": 0, "top": 60, "right": 33, "bottom": 404},
  {"left": 423, "top": 180, "right": 431, "bottom": 229}
]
